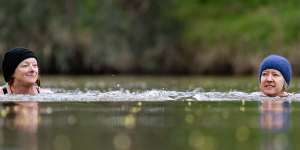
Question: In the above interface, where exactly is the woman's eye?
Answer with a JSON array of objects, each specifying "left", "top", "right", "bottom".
[
  {"left": 21, "top": 64, "right": 29, "bottom": 67},
  {"left": 273, "top": 73, "right": 279, "bottom": 77}
]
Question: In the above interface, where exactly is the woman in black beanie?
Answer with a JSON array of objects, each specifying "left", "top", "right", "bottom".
[{"left": 1, "top": 48, "right": 51, "bottom": 95}]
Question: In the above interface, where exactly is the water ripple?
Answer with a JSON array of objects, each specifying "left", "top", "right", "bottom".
[{"left": 0, "top": 89, "right": 296, "bottom": 102}]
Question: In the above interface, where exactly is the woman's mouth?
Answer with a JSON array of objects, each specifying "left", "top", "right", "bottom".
[
  {"left": 25, "top": 74, "right": 37, "bottom": 78},
  {"left": 264, "top": 84, "right": 275, "bottom": 88}
]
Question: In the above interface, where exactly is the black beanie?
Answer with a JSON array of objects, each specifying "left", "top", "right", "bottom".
[{"left": 2, "top": 48, "right": 37, "bottom": 82}]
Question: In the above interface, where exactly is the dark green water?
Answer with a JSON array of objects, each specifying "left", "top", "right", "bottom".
[
  {"left": 1, "top": 101, "right": 300, "bottom": 150},
  {"left": 1, "top": 76, "right": 300, "bottom": 150}
]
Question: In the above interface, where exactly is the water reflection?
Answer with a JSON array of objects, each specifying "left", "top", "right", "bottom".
[
  {"left": 259, "top": 98, "right": 290, "bottom": 131},
  {"left": 259, "top": 98, "right": 291, "bottom": 150},
  {"left": 38, "top": 102, "right": 169, "bottom": 150},
  {"left": 0, "top": 102, "right": 39, "bottom": 150}
]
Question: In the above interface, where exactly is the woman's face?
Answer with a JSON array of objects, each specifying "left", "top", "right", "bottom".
[
  {"left": 12, "top": 58, "right": 39, "bottom": 85},
  {"left": 260, "top": 69, "right": 286, "bottom": 97}
]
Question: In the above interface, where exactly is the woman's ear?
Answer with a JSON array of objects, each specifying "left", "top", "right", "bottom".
[{"left": 282, "top": 81, "right": 288, "bottom": 92}]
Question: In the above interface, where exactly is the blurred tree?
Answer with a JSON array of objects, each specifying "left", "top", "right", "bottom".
[{"left": 0, "top": 0, "right": 300, "bottom": 75}]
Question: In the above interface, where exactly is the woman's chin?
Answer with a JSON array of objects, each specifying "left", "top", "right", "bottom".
[
  {"left": 262, "top": 90, "right": 278, "bottom": 97},
  {"left": 262, "top": 91, "right": 285, "bottom": 97},
  {"left": 21, "top": 80, "right": 38, "bottom": 86}
]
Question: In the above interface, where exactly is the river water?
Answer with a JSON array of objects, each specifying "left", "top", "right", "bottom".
[{"left": 0, "top": 75, "right": 299, "bottom": 150}]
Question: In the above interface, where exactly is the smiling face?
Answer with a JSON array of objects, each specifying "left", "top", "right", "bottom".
[
  {"left": 12, "top": 58, "right": 39, "bottom": 86},
  {"left": 259, "top": 69, "right": 286, "bottom": 97}
]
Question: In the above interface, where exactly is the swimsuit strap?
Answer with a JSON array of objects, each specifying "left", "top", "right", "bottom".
[{"left": 2, "top": 87, "right": 8, "bottom": 94}]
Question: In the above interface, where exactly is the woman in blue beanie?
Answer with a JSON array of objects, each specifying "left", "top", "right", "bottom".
[
  {"left": 258, "top": 54, "right": 292, "bottom": 97},
  {"left": 1, "top": 48, "right": 52, "bottom": 95}
]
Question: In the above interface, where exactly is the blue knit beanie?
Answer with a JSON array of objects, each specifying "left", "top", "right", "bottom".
[{"left": 258, "top": 54, "right": 292, "bottom": 85}]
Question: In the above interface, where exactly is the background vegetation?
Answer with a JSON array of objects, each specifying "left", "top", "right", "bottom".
[{"left": 1, "top": 0, "right": 300, "bottom": 75}]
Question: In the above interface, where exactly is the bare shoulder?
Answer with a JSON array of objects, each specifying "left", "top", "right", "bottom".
[
  {"left": 0, "top": 87, "right": 3, "bottom": 95},
  {"left": 39, "top": 88, "right": 54, "bottom": 94}
]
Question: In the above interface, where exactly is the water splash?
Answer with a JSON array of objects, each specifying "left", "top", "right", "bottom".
[{"left": 0, "top": 89, "right": 297, "bottom": 102}]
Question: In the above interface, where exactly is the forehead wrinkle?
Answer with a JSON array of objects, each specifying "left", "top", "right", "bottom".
[
  {"left": 20, "top": 58, "right": 37, "bottom": 64},
  {"left": 262, "top": 69, "right": 283, "bottom": 75}
]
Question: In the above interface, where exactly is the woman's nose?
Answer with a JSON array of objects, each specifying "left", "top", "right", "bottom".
[
  {"left": 28, "top": 65, "right": 34, "bottom": 70},
  {"left": 28, "top": 64, "right": 38, "bottom": 71},
  {"left": 266, "top": 74, "right": 273, "bottom": 81}
]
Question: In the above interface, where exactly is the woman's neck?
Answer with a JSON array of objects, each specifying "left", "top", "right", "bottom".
[
  {"left": 10, "top": 82, "right": 37, "bottom": 94},
  {"left": 279, "top": 91, "right": 289, "bottom": 97},
  {"left": 262, "top": 91, "right": 288, "bottom": 97}
]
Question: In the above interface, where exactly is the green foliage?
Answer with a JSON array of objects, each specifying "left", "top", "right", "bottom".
[{"left": 0, "top": 0, "right": 300, "bottom": 74}]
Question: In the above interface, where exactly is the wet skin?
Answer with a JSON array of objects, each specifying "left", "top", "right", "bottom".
[
  {"left": 13, "top": 58, "right": 39, "bottom": 86},
  {"left": 259, "top": 69, "right": 287, "bottom": 97}
]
